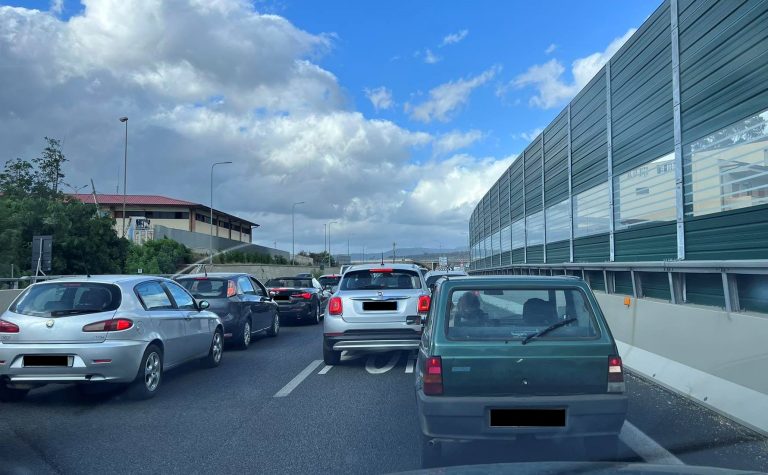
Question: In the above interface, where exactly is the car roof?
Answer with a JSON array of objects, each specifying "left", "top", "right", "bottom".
[
  {"left": 425, "top": 270, "right": 468, "bottom": 278},
  {"left": 437, "top": 275, "right": 584, "bottom": 284},
  {"left": 319, "top": 274, "right": 340, "bottom": 278},
  {"left": 178, "top": 272, "right": 249, "bottom": 279},
  {"left": 345, "top": 263, "right": 421, "bottom": 272},
  {"left": 33, "top": 275, "right": 170, "bottom": 285}
]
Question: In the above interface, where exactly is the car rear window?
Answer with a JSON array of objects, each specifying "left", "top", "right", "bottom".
[
  {"left": 445, "top": 287, "right": 599, "bottom": 341},
  {"left": 177, "top": 278, "right": 229, "bottom": 298},
  {"left": 266, "top": 278, "right": 312, "bottom": 288},
  {"left": 340, "top": 269, "right": 421, "bottom": 290},
  {"left": 319, "top": 276, "right": 340, "bottom": 287},
  {"left": 10, "top": 282, "right": 122, "bottom": 318}
]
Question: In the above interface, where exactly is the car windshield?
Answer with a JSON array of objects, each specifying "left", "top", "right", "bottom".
[
  {"left": 10, "top": 282, "right": 122, "bottom": 317},
  {"left": 176, "top": 278, "right": 228, "bottom": 298},
  {"left": 340, "top": 269, "right": 421, "bottom": 290},
  {"left": 266, "top": 278, "right": 312, "bottom": 288},
  {"left": 446, "top": 288, "right": 598, "bottom": 341}
]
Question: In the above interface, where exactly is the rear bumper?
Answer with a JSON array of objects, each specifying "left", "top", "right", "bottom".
[
  {"left": 0, "top": 340, "right": 147, "bottom": 387},
  {"left": 417, "top": 391, "right": 627, "bottom": 441},
  {"left": 277, "top": 303, "right": 313, "bottom": 320},
  {"left": 324, "top": 331, "right": 421, "bottom": 351}
]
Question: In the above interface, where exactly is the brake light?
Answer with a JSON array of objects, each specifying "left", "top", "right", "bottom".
[
  {"left": 227, "top": 280, "right": 237, "bottom": 298},
  {"left": 294, "top": 292, "right": 312, "bottom": 299},
  {"left": 0, "top": 320, "right": 19, "bottom": 333},
  {"left": 423, "top": 356, "right": 443, "bottom": 395},
  {"left": 370, "top": 268, "right": 393, "bottom": 273},
  {"left": 82, "top": 318, "right": 133, "bottom": 332},
  {"left": 328, "top": 297, "right": 343, "bottom": 315},
  {"left": 418, "top": 295, "right": 431, "bottom": 313}
]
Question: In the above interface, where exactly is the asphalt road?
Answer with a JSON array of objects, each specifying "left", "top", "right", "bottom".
[{"left": 1, "top": 322, "right": 766, "bottom": 475}]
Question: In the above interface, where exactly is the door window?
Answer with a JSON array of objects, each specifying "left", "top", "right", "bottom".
[
  {"left": 164, "top": 281, "right": 197, "bottom": 310},
  {"left": 249, "top": 278, "right": 266, "bottom": 297},
  {"left": 135, "top": 281, "right": 174, "bottom": 310},
  {"left": 237, "top": 276, "right": 256, "bottom": 295}
]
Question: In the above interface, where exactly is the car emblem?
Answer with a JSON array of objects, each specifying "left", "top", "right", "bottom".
[{"left": 46, "top": 319, "right": 55, "bottom": 328}]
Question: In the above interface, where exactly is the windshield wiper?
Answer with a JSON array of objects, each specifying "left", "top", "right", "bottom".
[
  {"left": 50, "top": 309, "right": 104, "bottom": 317},
  {"left": 521, "top": 317, "right": 577, "bottom": 345}
]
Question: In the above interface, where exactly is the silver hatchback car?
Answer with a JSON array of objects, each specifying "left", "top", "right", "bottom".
[
  {"left": 322, "top": 263, "right": 430, "bottom": 365},
  {"left": 0, "top": 276, "right": 223, "bottom": 401}
]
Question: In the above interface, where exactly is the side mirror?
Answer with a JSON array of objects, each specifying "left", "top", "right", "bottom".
[{"left": 197, "top": 300, "right": 210, "bottom": 311}]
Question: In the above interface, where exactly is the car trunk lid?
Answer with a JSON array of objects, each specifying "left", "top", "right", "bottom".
[
  {"left": 340, "top": 289, "right": 423, "bottom": 323},
  {"left": 1, "top": 309, "right": 119, "bottom": 344}
]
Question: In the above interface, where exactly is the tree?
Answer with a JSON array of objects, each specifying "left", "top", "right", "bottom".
[
  {"left": 0, "top": 158, "right": 35, "bottom": 198},
  {"left": 33, "top": 137, "right": 67, "bottom": 196},
  {"left": 125, "top": 239, "right": 192, "bottom": 274}
]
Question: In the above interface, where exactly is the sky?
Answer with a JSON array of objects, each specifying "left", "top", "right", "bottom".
[{"left": 0, "top": 0, "right": 660, "bottom": 255}]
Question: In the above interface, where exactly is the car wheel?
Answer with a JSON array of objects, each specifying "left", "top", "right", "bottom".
[
  {"left": 125, "top": 344, "right": 163, "bottom": 400},
  {"left": 236, "top": 319, "right": 251, "bottom": 350},
  {"left": 0, "top": 383, "right": 29, "bottom": 403},
  {"left": 266, "top": 313, "right": 280, "bottom": 337},
  {"left": 584, "top": 434, "right": 620, "bottom": 461},
  {"left": 202, "top": 328, "right": 224, "bottom": 368},
  {"left": 420, "top": 434, "right": 441, "bottom": 468},
  {"left": 322, "top": 337, "right": 341, "bottom": 365},
  {"left": 311, "top": 300, "right": 321, "bottom": 325}
]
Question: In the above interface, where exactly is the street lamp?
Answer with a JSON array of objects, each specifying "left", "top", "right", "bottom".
[
  {"left": 328, "top": 221, "right": 338, "bottom": 267},
  {"left": 118, "top": 116, "right": 128, "bottom": 237},
  {"left": 210, "top": 161, "right": 233, "bottom": 263},
  {"left": 291, "top": 201, "right": 305, "bottom": 265}
]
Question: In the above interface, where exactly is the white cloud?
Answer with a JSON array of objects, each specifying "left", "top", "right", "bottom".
[
  {"left": 545, "top": 43, "right": 557, "bottom": 54},
  {"left": 433, "top": 130, "right": 484, "bottom": 156},
  {"left": 512, "top": 127, "right": 544, "bottom": 142},
  {"left": 50, "top": 0, "right": 64, "bottom": 15},
  {"left": 440, "top": 29, "right": 468, "bottom": 47},
  {"left": 405, "top": 65, "right": 501, "bottom": 123},
  {"left": 505, "top": 28, "right": 636, "bottom": 109},
  {"left": 0, "top": 1, "right": 512, "bottom": 251},
  {"left": 364, "top": 86, "right": 394, "bottom": 111},
  {"left": 424, "top": 49, "right": 441, "bottom": 64}
]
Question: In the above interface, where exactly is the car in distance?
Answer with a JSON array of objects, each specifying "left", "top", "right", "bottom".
[
  {"left": 295, "top": 273, "right": 313, "bottom": 278},
  {"left": 415, "top": 275, "right": 627, "bottom": 467},
  {"left": 322, "top": 263, "right": 430, "bottom": 365},
  {"left": 0, "top": 276, "right": 223, "bottom": 402},
  {"left": 318, "top": 274, "right": 342, "bottom": 292},
  {"left": 265, "top": 276, "right": 329, "bottom": 324},
  {"left": 424, "top": 269, "right": 468, "bottom": 291},
  {"left": 176, "top": 273, "right": 279, "bottom": 350}
]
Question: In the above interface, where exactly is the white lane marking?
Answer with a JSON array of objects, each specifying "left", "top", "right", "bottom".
[
  {"left": 318, "top": 365, "right": 333, "bottom": 375},
  {"left": 365, "top": 352, "right": 400, "bottom": 374},
  {"left": 619, "top": 421, "right": 684, "bottom": 465},
  {"left": 273, "top": 360, "right": 322, "bottom": 397},
  {"left": 405, "top": 354, "right": 416, "bottom": 374}
]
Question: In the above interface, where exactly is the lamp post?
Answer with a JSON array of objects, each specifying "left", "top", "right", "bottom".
[
  {"left": 210, "top": 161, "right": 233, "bottom": 263},
  {"left": 328, "top": 221, "right": 338, "bottom": 267},
  {"left": 291, "top": 201, "right": 305, "bottom": 265},
  {"left": 118, "top": 117, "right": 128, "bottom": 237}
]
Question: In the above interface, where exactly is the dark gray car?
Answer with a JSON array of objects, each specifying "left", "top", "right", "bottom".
[{"left": 176, "top": 273, "right": 279, "bottom": 350}]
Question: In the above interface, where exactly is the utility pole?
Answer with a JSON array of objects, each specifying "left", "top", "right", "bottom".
[{"left": 118, "top": 116, "right": 128, "bottom": 238}]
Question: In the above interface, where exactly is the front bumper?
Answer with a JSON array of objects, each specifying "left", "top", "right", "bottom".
[
  {"left": 324, "top": 330, "right": 421, "bottom": 351},
  {"left": 0, "top": 340, "right": 147, "bottom": 387},
  {"left": 417, "top": 391, "right": 627, "bottom": 441}
]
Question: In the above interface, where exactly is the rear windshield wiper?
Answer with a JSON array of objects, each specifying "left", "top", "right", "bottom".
[
  {"left": 50, "top": 309, "right": 104, "bottom": 317},
  {"left": 521, "top": 317, "right": 577, "bottom": 345}
]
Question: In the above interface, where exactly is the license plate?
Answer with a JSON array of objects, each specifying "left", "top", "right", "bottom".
[
  {"left": 363, "top": 301, "right": 397, "bottom": 311},
  {"left": 490, "top": 409, "right": 566, "bottom": 427},
  {"left": 24, "top": 355, "right": 70, "bottom": 367}
]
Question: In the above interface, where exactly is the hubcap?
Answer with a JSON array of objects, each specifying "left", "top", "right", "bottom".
[
  {"left": 243, "top": 322, "right": 251, "bottom": 346},
  {"left": 213, "top": 332, "right": 222, "bottom": 363},
  {"left": 144, "top": 352, "right": 161, "bottom": 391}
]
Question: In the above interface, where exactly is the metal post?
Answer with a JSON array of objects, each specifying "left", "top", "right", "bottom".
[
  {"left": 567, "top": 104, "right": 574, "bottom": 262},
  {"left": 541, "top": 133, "right": 547, "bottom": 263},
  {"left": 119, "top": 117, "right": 128, "bottom": 238},
  {"left": 210, "top": 161, "right": 232, "bottom": 263},
  {"left": 606, "top": 62, "right": 616, "bottom": 261},
  {"left": 328, "top": 221, "right": 337, "bottom": 267},
  {"left": 671, "top": 0, "right": 686, "bottom": 260},
  {"left": 291, "top": 201, "right": 305, "bottom": 265}
]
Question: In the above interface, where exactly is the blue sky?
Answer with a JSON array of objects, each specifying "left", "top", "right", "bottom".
[{"left": 0, "top": 0, "right": 661, "bottom": 252}]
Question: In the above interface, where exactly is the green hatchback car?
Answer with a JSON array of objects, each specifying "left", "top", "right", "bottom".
[{"left": 415, "top": 275, "right": 627, "bottom": 467}]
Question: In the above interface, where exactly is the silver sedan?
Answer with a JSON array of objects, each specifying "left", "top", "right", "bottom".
[{"left": 0, "top": 275, "right": 223, "bottom": 401}]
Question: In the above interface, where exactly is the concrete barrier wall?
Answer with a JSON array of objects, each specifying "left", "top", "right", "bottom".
[
  {"left": 202, "top": 264, "right": 341, "bottom": 283},
  {"left": 1, "top": 289, "right": 23, "bottom": 313},
  {"left": 595, "top": 292, "right": 768, "bottom": 435}
]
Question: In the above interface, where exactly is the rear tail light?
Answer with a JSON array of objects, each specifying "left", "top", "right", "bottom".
[
  {"left": 418, "top": 295, "right": 431, "bottom": 313},
  {"left": 607, "top": 355, "right": 625, "bottom": 393},
  {"left": 82, "top": 318, "right": 133, "bottom": 332},
  {"left": 294, "top": 292, "right": 312, "bottom": 299},
  {"left": 0, "top": 320, "right": 19, "bottom": 333},
  {"left": 423, "top": 356, "right": 443, "bottom": 395},
  {"left": 226, "top": 280, "right": 237, "bottom": 298},
  {"left": 328, "top": 297, "right": 343, "bottom": 315}
]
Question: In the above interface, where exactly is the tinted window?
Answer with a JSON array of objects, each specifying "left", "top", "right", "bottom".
[
  {"left": 164, "top": 281, "right": 196, "bottom": 310},
  {"left": 10, "top": 282, "right": 122, "bottom": 317},
  {"left": 340, "top": 270, "right": 421, "bottom": 290},
  {"left": 135, "top": 281, "right": 174, "bottom": 310},
  {"left": 177, "top": 278, "right": 228, "bottom": 298},
  {"left": 237, "top": 276, "right": 255, "bottom": 294},
  {"left": 319, "top": 276, "right": 341, "bottom": 287},
  {"left": 446, "top": 287, "right": 598, "bottom": 341},
  {"left": 249, "top": 277, "right": 266, "bottom": 297},
  {"left": 266, "top": 278, "right": 312, "bottom": 288}
]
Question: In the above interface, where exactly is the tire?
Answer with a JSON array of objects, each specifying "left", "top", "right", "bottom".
[
  {"left": 0, "top": 384, "right": 29, "bottom": 403},
  {"left": 266, "top": 312, "right": 280, "bottom": 337},
  {"left": 202, "top": 328, "right": 224, "bottom": 369},
  {"left": 584, "top": 434, "right": 620, "bottom": 461},
  {"left": 125, "top": 344, "right": 163, "bottom": 400},
  {"left": 236, "top": 319, "right": 251, "bottom": 350},
  {"left": 311, "top": 300, "right": 321, "bottom": 325},
  {"left": 420, "top": 434, "right": 441, "bottom": 468},
  {"left": 322, "top": 337, "right": 341, "bottom": 365}
]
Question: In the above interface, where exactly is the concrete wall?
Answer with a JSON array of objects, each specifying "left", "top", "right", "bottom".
[
  {"left": 1, "top": 289, "right": 23, "bottom": 313},
  {"left": 203, "top": 264, "right": 340, "bottom": 283},
  {"left": 596, "top": 293, "right": 768, "bottom": 435},
  {"left": 153, "top": 225, "right": 287, "bottom": 257}
]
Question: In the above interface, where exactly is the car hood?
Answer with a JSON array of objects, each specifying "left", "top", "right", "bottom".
[{"left": 393, "top": 462, "right": 764, "bottom": 475}]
